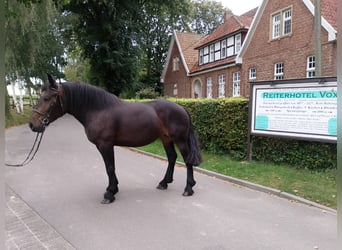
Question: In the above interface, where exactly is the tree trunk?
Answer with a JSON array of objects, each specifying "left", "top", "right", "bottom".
[{"left": 10, "top": 79, "right": 20, "bottom": 113}]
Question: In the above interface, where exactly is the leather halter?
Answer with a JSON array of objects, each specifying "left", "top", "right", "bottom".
[{"left": 32, "top": 84, "right": 64, "bottom": 127}]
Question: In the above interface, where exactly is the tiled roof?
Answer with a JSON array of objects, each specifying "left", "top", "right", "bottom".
[
  {"left": 195, "top": 8, "right": 258, "bottom": 49},
  {"left": 174, "top": 31, "right": 205, "bottom": 73},
  {"left": 309, "top": 0, "right": 337, "bottom": 30},
  {"left": 321, "top": 0, "right": 337, "bottom": 30}
]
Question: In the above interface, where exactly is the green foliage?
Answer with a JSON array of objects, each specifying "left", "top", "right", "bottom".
[
  {"left": 252, "top": 137, "right": 336, "bottom": 170},
  {"left": 60, "top": 0, "right": 228, "bottom": 95},
  {"left": 172, "top": 98, "right": 336, "bottom": 170},
  {"left": 135, "top": 87, "right": 160, "bottom": 99},
  {"left": 188, "top": 0, "right": 230, "bottom": 35},
  {"left": 175, "top": 98, "right": 249, "bottom": 159},
  {"left": 5, "top": 0, "right": 66, "bottom": 82}
]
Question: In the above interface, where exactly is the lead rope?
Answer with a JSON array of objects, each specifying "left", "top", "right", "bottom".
[{"left": 5, "top": 131, "right": 45, "bottom": 167}]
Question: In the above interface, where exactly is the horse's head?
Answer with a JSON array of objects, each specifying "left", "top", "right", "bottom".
[{"left": 29, "top": 74, "right": 65, "bottom": 132}]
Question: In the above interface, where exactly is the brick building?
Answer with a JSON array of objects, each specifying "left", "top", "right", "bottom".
[{"left": 161, "top": 0, "right": 337, "bottom": 98}]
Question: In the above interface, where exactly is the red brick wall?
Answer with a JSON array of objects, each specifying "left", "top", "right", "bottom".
[
  {"left": 189, "top": 65, "right": 244, "bottom": 98},
  {"left": 242, "top": 0, "right": 336, "bottom": 88},
  {"left": 163, "top": 43, "right": 191, "bottom": 98}
]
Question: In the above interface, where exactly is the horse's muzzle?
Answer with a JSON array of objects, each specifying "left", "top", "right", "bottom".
[{"left": 29, "top": 122, "right": 46, "bottom": 133}]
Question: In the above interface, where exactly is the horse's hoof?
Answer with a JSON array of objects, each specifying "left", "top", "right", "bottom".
[
  {"left": 182, "top": 190, "right": 194, "bottom": 196},
  {"left": 102, "top": 191, "right": 115, "bottom": 204},
  {"left": 156, "top": 183, "right": 168, "bottom": 190},
  {"left": 101, "top": 197, "right": 115, "bottom": 204}
]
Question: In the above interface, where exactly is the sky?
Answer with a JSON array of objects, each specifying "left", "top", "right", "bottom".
[{"left": 218, "top": 0, "right": 262, "bottom": 15}]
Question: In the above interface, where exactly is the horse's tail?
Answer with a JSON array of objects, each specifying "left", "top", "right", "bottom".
[{"left": 184, "top": 109, "right": 202, "bottom": 166}]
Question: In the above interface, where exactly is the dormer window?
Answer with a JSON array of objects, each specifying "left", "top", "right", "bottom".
[
  {"left": 235, "top": 34, "right": 241, "bottom": 53},
  {"left": 198, "top": 33, "right": 242, "bottom": 66}
]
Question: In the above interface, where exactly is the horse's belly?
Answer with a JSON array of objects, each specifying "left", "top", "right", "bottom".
[{"left": 115, "top": 120, "right": 161, "bottom": 147}]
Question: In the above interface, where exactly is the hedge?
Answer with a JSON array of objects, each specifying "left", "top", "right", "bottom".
[{"left": 172, "top": 98, "right": 336, "bottom": 170}]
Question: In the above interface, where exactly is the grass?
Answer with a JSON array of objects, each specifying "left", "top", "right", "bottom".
[
  {"left": 5, "top": 106, "right": 32, "bottom": 128},
  {"left": 6, "top": 107, "right": 337, "bottom": 208},
  {"left": 138, "top": 140, "right": 337, "bottom": 208}
]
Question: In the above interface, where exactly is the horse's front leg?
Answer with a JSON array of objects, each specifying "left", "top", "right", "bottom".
[{"left": 96, "top": 144, "right": 119, "bottom": 204}]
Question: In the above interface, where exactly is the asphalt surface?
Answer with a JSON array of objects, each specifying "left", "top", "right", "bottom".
[{"left": 5, "top": 115, "right": 337, "bottom": 250}]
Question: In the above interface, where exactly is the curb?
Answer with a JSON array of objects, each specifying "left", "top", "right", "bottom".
[{"left": 130, "top": 148, "right": 336, "bottom": 214}]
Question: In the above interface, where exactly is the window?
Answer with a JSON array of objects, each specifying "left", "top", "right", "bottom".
[
  {"left": 227, "top": 36, "right": 235, "bottom": 57},
  {"left": 307, "top": 56, "right": 315, "bottom": 78},
  {"left": 209, "top": 44, "right": 215, "bottom": 62},
  {"left": 198, "top": 33, "right": 242, "bottom": 65},
  {"left": 199, "top": 50, "right": 204, "bottom": 65},
  {"left": 235, "top": 34, "right": 241, "bottom": 54},
  {"left": 249, "top": 68, "right": 256, "bottom": 81},
  {"left": 233, "top": 72, "right": 240, "bottom": 97},
  {"left": 221, "top": 40, "right": 226, "bottom": 58},
  {"left": 214, "top": 42, "right": 221, "bottom": 60},
  {"left": 283, "top": 9, "right": 292, "bottom": 35},
  {"left": 218, "top": 74, "right": 225, "bottom": 97},
  {"left": 172, "top": 57, "right": 179, "bottom": 71},
  {"left": 274, "top": 62, "right": 284, "bottom": 80},
  {"left": 199, "top": 46, "right": 209, "bottom": 65},
  {"left": 271, "top": 7, "right": 292, "bottom": 39},
  {"left": 173, "top": 83, "right": 178, "bottom": 96},
  {"left": 272, "top": 14, "right": 281, "bottom": 39},
  {"left": 206, "top": 77, "right": 212, "bottom": 98}
]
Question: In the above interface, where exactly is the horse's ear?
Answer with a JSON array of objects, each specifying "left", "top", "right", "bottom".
[{"left": 47, "top": 73, "right": 57, "bottom": 89}]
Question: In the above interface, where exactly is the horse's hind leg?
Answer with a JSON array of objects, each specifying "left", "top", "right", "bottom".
[
  {"left": 157, "top": 141, "right": 177, "bottom": 190},
  {"left": 176, "top": 141, "right": 196, "bottom": 196}
]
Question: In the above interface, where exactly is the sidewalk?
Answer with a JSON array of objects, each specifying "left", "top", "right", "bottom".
[{"left": 5, "top": 185, "right": 75, "bottom": 250}]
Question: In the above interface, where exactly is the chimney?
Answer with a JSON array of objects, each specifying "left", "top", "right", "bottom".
[{"left": 224, "top": 11, "right": 233, "bottom": 22}]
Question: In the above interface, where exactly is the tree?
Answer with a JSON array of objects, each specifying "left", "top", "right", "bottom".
[
  {"left": 133, "top": 0, "right": 191, "bottom": 93},
  {"left": 61, "top": 0, "right": 140, "bottom": 95},
  {"left": 59, "top": 0, "right": 228, "bottom": 96},
  {"left": 61, "top": 0, "right": 191, "bottom": 95},
  {"left": 188, "top": 0, "right": 230, "bottom": 35},
  {"left": 5, "top": 0, "right": 66, "bottom": 110}
]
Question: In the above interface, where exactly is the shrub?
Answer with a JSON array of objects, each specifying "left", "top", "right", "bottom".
[{"left": 173, "top": 98, "right": 336, "bottom": 169}]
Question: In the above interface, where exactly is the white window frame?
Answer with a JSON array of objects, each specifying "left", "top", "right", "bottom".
[
  {"left": 172, "top": 57, "right": 179, "bottom": 71},
  {"left": 218, "top": 74, "right": 225, "bottom": 98},
  {"left": 235, "top": 33, "right": 241, "bottom": 54},
  {"left": 221, "top": 39, "right": 226, "bottom": 58},
  {"left": 271, "top": 7, "right": 292, "bottom": 40},
  {"left": 274, "top": 62, "right": 284, "bottom": 80},
  {"left": 249, "top": 68, "right": 256, "bottom": 81},
  {"left": 272, "top": 13, "right": 281, "bottom": 39},
  {"left": 233, "top": 71, "right": 240, "bottom": 97},
  {"left": 283, "top": 8, "right": 292, "bottom": 35},
  {"left": 199, "top": 49, "right": 204, "bottom": 65},
  {"left": 206, "top": 77, "right": 213, "bottom": 98},
  {"left": 209, "top": 44, "right": 215, "bottom": 62},
  {"left": 173, "top": 83, "right": 178, "bottom": 96},
  {"left": 227, "top": 36, "right": 235, "bottom": 57},
  {"left": 306, "top": 56, "right": 316, "bottom": 78}
]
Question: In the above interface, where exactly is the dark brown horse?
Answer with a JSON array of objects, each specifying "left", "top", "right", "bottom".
[{"left": 29, "top": 74, "right": 202, "bottom": 204}]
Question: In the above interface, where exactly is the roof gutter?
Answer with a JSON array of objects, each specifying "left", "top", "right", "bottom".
[{"left": 188, "top": 62, "right": 237, "bottom": 77}]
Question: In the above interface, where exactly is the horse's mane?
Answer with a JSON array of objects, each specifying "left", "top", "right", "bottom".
[{"left": 61, "top": 81, "right": 122, "bottom": 112}]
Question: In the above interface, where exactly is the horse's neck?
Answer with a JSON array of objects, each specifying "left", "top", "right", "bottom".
[{"left": 63, "top": 86, "right": 91, "bottom": 126}]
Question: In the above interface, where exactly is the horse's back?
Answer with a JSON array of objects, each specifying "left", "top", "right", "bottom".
[{"left": 146, "top": 99, "right": 189, "bottom": 123}]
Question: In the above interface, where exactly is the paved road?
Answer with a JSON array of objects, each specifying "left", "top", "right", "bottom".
[{"left": 5, "top": 115, "right": 337, "bottom": 250}]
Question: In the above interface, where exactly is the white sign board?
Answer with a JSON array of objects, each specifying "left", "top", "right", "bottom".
[{"left": 250, "top": 79, "right": 337, "bottom": 142}]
